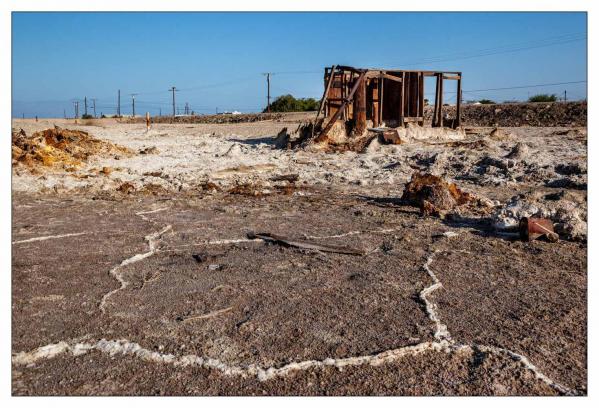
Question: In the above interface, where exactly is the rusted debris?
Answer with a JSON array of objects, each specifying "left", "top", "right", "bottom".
[
  {"left": 519, "top": 217, "right": 559, "bottom": 242},
  {"left": 372, "top": 128, "right": 402, "bottom": 145},
  {"left": 228, "top": 183, "right": 266, "bottom": 197},
  {"left": 199, "top": 181, "right": 221, "bottom": 192},
  {"left": 401, "top": 173, "right": 474, "bottom": 217},
  {"left": 117, "top": 182, "right": 135, "bottom": 194},
  {"left": 247, "top": 232, "right": 365, "bottom": 256}
]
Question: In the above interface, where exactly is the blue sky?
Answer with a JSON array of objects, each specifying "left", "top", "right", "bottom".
[{"left": 12, "top": 12, "right": 587, "bottom": 117}]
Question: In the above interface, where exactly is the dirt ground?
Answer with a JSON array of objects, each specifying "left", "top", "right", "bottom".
[{"left": 11, "top": 116, "right": 587, "bottom": 395}]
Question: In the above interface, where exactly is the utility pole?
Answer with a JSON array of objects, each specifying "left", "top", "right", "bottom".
[
  {"left": 117, "top": 90, "right": 121, "bottom": 117},
  {"left": 131, "top": 94, "right": 138, "bottom": 117},
  {"left": 84, "top": 97, "right": 88, "bottom": 116},
  {"left": 170, "top": 86, "right": 177, "bottom": 117},
  {"left": 159, "top": 108, "right": 162, "bottom": 116},
  {"left": 564, "top": 90, "right": 567, "bottom": 102},
  {"left": 91, "top": 98, "right": 97, "bottom": 118},
  {"left": 64, "top": 109, "right": 66, "bottom": 119},
  {"left": 73, "top": 101, "right": 79, "bottom": 118},
  {"left": 262, "top": 73, "right": 273, "bottom": 112}
]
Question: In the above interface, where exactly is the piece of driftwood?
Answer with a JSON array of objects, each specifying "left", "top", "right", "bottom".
[{"left": 247, "top": 232, "right": 365, "bottom": 256}]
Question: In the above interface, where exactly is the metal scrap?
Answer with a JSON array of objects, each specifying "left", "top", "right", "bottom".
[{"left": 519, "top": 217, "right": 559, "bottom": 242}]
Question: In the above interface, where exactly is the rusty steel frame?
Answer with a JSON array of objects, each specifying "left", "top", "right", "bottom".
[{"left": 319, "top": 66, "right": 462, "bottom": 133}]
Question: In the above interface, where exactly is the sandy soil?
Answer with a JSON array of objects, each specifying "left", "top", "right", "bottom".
[{"left": 11, "top": 116, "right": 587, "bottom": 395}]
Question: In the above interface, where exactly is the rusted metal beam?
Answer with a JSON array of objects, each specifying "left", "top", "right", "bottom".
[
  {"left": 380, "top": 73, "right": 403, "bottom": 82},
  {"left": 313, "top": 65, "right": 337, "bottom": 138},
  {"left": 432, "top": 73, "right": 440, "bottom": 127},
  {"left": 443, "top": 75, "right": 461, "bottom": 80}
]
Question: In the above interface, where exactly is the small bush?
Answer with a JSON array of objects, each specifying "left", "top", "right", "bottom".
[
  {"left": 265, "top": 94, "right": 319, "bottom": 113},
  {"left": 528, "top": 94, "right": 557, "bottom": 102},
  {"left": 81, "top": 114, "right": 94, "bottom": 119},
  {"left": 478, "top": 99, "right": 496, "bottom": 104}
]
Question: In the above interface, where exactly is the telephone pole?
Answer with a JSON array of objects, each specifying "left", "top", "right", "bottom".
[
  {"left": 91, "top": 98, "right": 97, "bottom": 118},
  {"left": 170, "top": 86, "right": 177, "bottom": 117},
  {"left": 117, "top": 90, "right": 121, "bottom": 117},
  {"left": 262, "top": 73, "right": 273, "bottom": 112},
  {"left": 73, "top": 101, "right": 79, "bottom": 118},
  {"left": 564, "top": 90, "right": 567, "bottom": 102},
  {"left": 84, "top": 97, "right": 88, "bottom": 116},
  {"left": 131, "top": 93, "right": 138, "bottom": 117}
]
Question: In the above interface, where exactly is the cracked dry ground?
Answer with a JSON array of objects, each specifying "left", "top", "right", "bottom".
[{"left": 12, "top": 187, "right": 586, "bottom": 395}]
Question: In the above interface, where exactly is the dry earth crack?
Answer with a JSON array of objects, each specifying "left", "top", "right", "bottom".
[
  {"left": 14, "top": 231, "right": 579, "bottom": 395},
  {"left": 98, "top": 208, "right": 172, "bottom": 314}
]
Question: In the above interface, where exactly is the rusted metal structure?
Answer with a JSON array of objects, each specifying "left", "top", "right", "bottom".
[{"left": 314, "top": 65, "right": 462, "bottom": 139}]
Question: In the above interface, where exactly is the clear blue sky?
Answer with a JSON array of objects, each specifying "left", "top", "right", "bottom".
[{"left": 12, "top": 12, "right": 587, "bottom": 117}]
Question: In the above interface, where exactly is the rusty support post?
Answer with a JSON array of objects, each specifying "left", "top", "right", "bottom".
[
  {"left": 455, "top": 74, "right": 462, "bottom": 128},
  {"left": 438, "top": 74, "right": 444, "bottom": 127},
  {"left": 399, "top": 72, "right": 405, "bottom": 127},
  {"left": 432, "top": 74, "right": 440, "bottom": 127},
  {"left": 353, "top": 73, "right": 367, "bottom": 136},
  {"left": 379, "top": 74, "right": 384, "bottom": 126},
  {"left": 313, "top": 65, "right": 337, "bottom": 138},
  {"left": 372, "top": 78, "right": 380, "bottom": 128},
  {"left": 418, "top": 72, "right": 424, "bottom": 125}
]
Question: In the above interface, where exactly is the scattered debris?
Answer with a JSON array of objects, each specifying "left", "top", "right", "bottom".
[
  {"left": 117, "top": 182, "right": 135, "bottom": 194},
  {"left": 270, "top": 174, "right": 299, "bottom": 183},
  {"left": 139, "top": 146, "right": 159, "bottom": 155},
  {"left": 228, "top": 183, "right": 266, "bottom": 197},
  {"left": 401, "top": 173, "right": 475, "bottom": 217},
  {"left": 208, "top": 264, "right": 221, "bottom": 271},
  {"left": 247, "top": 232, "right": 365, "bottom": 256},
  {"left": 199, "top": 181, "right": 221, "bottom": 192},
  {"left": 192, "top": 254, "right": 205, "bottom": 263}
]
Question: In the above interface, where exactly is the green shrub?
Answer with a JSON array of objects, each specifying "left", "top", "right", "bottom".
[
  {"left": 265, "top": 94, "right": 319, "bottom": 113},
  {"left": 478, "top": 99, "right": 495, "bottom": 104},
  {"left": 81, "top": 114, "right": 94, "bottom": 119},
  {"left": 528, "top": 94, "right": 557, "bottom": 102}
]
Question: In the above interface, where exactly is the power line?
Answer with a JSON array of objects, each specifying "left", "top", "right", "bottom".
[
  {"left": 462, "top": 80, "right": 587, "bottom": 94},
  {"left": 399, "top": 32, "right": 587, "bottom": 67}
]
